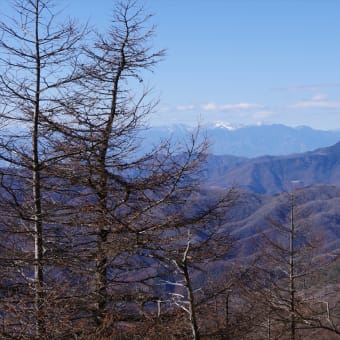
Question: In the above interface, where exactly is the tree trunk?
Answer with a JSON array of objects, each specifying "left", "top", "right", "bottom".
[
  {"left": 33, "top": 0, "right": 44, "bottom": 336},
  {"left": 180, "top": 242, "right": 200, "bottom": 340},
  {"left": 289, "top": 193, "right": 295, "bottom": 340}
]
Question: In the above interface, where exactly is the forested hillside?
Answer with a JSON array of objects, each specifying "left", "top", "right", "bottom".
[
  {"left": 0, "top": 1, "right": 338, "bottom": 339},
  {"left": 204, "top": 142, "right": 340, "bottom": 193}
]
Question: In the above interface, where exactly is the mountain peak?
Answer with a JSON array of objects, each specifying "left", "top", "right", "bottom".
[
  {"left": 140, "top": 124, "right": 340, "bottom": 157},
  {"left": 210, "top": 121, "right": 238, "bottom": 130}
]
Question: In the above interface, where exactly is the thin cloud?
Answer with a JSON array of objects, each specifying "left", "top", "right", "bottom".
[
  {"left": 201, "top": 102, "right": 217, "bottom": 111},
  {"left": 252, "top": 111, "right": 275, "bottom": 119},
  {"left": 290, "top": 100, "right": 340, "bottom": 109},
  {"left": 289, "top": 93, "right": 340, "bottom": 109},
  {"left": 274, "top": 83, "right": 340, "bottom": 92},
  {"left": 311, "top": 93, "right": 328, "bottom": 101},
  {"left": 200, "top": 102, "right": 263, "bottom": 111},
  {"left": 175, "top": 104, "right": 195, "bottom": 111},
  {"left": 170, "top": 102, "right": 264, "bottom": 112}
]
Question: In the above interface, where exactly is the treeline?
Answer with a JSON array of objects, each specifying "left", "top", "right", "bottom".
[{"left": 0, "top": 1, "right": 338, "bottom": 339}]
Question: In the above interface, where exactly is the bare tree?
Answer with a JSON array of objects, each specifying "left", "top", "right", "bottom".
[
  {"left": 0, "top": 0, "right": 85, "bottom": 337},
  {"left": 69, "top": 1, "right": 164, "bottom": 328},
  {"left": 246, "top": 190, "right": 340, "bottom": 339},
  {"left": 136, "top": 186, "right": 237, "bottom": 340},
  {"left": 40, "top": 0, "right": 238, "bottom": 336},
  {"left": 0, "top": 1, "right": 244, "bottom": 338}
]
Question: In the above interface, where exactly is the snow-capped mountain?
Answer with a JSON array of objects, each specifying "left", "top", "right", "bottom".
[{"left": 138, "top": 123, "right": 340, "bottom": 157}]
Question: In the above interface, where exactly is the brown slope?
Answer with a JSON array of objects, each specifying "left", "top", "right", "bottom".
[{"left": 220, "top": 185, "right": 340, "bottom": 258}]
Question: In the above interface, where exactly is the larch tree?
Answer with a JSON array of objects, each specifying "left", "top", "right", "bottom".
[
  {"left": 246, "top": 190, "right": 340, "bottom": 339},
  {"left": 0, "top": 0, "right": 85, "bottom": 337},
  {"left": 0, "top": 1, "right": 240, "bottom": 338},
  {"left": 144, "top": 187, "right": 236, "bottom": 340},
  {"left": 53, "top": 0, "right": 167, "bottom": 331},
  {"left": 56, "top": 1, "right": 240, "bottom": 336}
]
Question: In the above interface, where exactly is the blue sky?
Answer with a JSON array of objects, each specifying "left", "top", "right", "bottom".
[
  {"left": 4, "top": 0, "right": 340, "bottom": 130},
  {"left": 148, "top": 0, "right": 340, "bottom": 129}
]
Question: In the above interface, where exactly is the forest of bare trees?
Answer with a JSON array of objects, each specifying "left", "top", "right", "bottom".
[{"left": 0, "top": 1, "right": 338, "bottom": 339}]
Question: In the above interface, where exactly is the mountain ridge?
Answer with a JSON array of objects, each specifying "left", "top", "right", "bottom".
[
  {"left": 221, "top": 184, "right": 340, "bottom": 258},
  {"left": 140, "top": 123, "right": 340, "bottom": 157},
  {"left": 203, "top": 141, "right": 340, "bottom": 194}
]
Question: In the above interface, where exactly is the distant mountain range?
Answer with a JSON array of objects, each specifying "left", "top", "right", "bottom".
[
  {"left": 139, "top": 124, "right": 340, "bottom": 157},
  {"left": 140, "top": 131, "right": 340, "bottom": 262},
  {"left": 203, "top": 142, "right": 340, "bottom": 194}
]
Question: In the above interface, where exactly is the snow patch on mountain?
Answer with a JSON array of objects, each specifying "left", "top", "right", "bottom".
[{"left": 138, "top": 124, "right": 340, "bottom": 157}]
